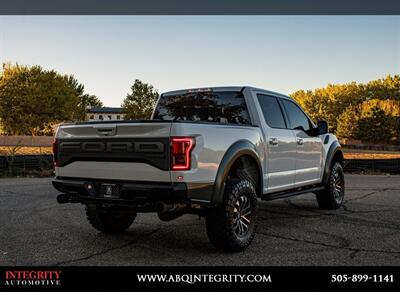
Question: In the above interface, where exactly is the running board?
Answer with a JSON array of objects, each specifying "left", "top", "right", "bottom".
[{"left": 262, "top": 185, "right": 325, "bottom": 201}]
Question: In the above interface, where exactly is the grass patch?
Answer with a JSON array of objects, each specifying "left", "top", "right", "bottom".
[
  {"left": 0, "top": 146, "right": 52, "bottom": 155},
  {"left": 343, "top": 150, "right": 400, "bottom": 159}
]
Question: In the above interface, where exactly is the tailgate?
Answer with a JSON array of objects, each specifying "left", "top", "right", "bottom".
[{"left": 55, "top": 121, "right": 172, "bottom": 181}]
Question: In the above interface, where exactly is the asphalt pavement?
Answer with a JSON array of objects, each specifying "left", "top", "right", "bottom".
[{"left": 0, "top": 175, "right": 399, "bottom": 266}]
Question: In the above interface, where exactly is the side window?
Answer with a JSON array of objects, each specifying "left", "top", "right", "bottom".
[
  {"left": 256, "top": 94, "right": 287, "bottom": 128},
  {"left": 281, "top": 99, "right": 311, "bottom": 132}
]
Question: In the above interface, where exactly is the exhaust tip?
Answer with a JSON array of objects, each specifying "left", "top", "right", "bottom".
[
  {"left": 156, "top": 202, "right": 165, "bottom": 213},
  {"left": 57, "top": 194, "right": 70, "bottom": 204}
]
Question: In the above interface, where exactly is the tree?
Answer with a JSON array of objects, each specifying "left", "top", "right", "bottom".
[
  {"left": 74, "top": 93, "right": 103, "bottom": 120},
  {"left": 357, "top": 106, "right": 394, "bottom": 144},
  {"left": 65, "top": 74, "right": 85, "bottom": 97},
  {"left": 290, "top": 74, "right": 400, "bottom": 136},
  {"left": 0, "top": 63, "right": 79, "bottom": 135},
  {"left": 357, "top": 99, "right": 400, "bottom": 144},
  {"left": 335, "top": 99, "right": 400, "bottom": 144},
  {"left": 65, "top": 75, "right": 103, "bottom": 120},
  {"left": 79, "top": 94, "right": 103, "bottom": 109},
  {"left": 121, "top": 79, "right": 159, "bottom": 120},
  {"left": 335, "top": 106, "right": 359, "bottom": 140}
]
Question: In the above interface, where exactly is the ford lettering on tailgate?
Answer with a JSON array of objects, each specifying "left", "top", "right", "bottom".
[
  {"left": 60, "top": 141, "right": 164, "bottom": 153},
  {"left": 56, "top": 138, "right": 169, "bottom": 170}
]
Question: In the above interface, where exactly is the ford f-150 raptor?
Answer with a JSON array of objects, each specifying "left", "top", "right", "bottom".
[{"left": 52, "top": 86, "right": 345, "bottom": 252}]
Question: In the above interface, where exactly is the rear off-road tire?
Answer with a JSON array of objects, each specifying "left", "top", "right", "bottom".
[
  {"left": 85, "top": 204, "right": 136, "bottom": 233},
  {"left": 205, "top": 178, "right": 258, "bottom": 252}
]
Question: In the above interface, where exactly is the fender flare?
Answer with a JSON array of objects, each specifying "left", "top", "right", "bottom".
[
  {"left": 322, "top": 141, "right": 344, "bottom": 186},
  {"left": 211, "top": 140, "right": 263, "bottom": 205}
]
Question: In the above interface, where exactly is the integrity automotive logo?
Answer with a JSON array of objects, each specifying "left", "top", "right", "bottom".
[{"left": 2, "top": 270, "right": 62, "bottom": 287}]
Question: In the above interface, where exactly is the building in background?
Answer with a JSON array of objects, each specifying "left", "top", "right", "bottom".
[{"left": 86, "top": 106, "right": 125, "bottom": 121}]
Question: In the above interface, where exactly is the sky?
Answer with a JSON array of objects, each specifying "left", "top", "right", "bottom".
[{"left": 0, "top": 16, "right": 399, "bottom": 106}]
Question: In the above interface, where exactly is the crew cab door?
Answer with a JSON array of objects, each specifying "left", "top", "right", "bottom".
[
  {"left": 254, "top": 93, "right": 297, "bottom": 193},
  {"left": 280, "top": 99, "right": 323, "bottom": 186}
]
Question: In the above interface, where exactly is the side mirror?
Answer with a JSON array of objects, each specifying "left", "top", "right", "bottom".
[{"left": 317, "top": 120, "right": 328, "bottom": 135}]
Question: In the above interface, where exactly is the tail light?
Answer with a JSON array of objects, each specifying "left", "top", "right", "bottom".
[
  {"left": 52, "top": 138, "right": 58, "bottom": 167},
  {"left": 170, "top": 137, "right": 195, "bottom": 171}
]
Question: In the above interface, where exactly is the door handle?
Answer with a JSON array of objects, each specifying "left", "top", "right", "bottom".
[
  {"left": 269, "top": 137, "right": 279, "bottom": 145},
  {"left": 94, "top": 125, "right": 117, "bottom": 136},
  {"left": 297, "top": 138, "right": 304, "bottom": 145}
]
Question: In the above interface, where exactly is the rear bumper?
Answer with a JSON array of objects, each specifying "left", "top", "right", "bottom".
[{"left": 52, "top": 177, "right": 188, "bottom": 210}]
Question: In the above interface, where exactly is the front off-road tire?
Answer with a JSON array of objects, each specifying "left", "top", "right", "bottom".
[
  {"left": 85, "top": 204, "right": 136, "bottom": 233},
  {"left": 205, "top": 179, "right": 258, "bottom": 252},
  {"left": 316, "top": 162, "right": 345, "bottom": 210}
]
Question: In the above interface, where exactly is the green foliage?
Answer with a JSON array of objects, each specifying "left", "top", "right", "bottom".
[
  {"left": 0, "top": 120, "right": 5, "bottom": 134},
  {"left": 335, "top": 106, "right": 359, "bottom": 139},
  {"left": 291, "top": 75, "right": 400, "bottom": 144},
  {"left": 336, "top": 99, "right": 400, "bottom": 144},
  {"left": 357, "top": 106, "right": 394, "bottom": 144},
  {"left": 0, "top": 63, "right": 102, "bottom": 135},
  {"left": 0, "top": 63, "right": 78, "bottom": 135},
  {"left": 122, "top": 79, "right": 159, "bottom": 120},
  {"left": 75, "top": 94, "right": 103, "bottom": 120},
  {"left": 359, "top": 99, "right": 400, "bottom": 116},
  {"left": 357, "top": 99, "right": 400, "bottom": 144},
  {"left": 65, "top": 75, "right": 103, "bottom": 120}
]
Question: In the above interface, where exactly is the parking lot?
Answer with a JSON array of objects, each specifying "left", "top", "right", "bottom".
[{"left": 0, "top": 175, "right": 399, "bottom": 266}]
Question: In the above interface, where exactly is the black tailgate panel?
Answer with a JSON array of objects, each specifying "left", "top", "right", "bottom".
[{"left": 57, "top": 138, "right": 170, "bottom": 170}]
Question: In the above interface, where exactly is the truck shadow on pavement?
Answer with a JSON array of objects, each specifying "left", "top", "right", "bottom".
[{"left": 53, "top": 189, "right": 400, "bottom": 266}]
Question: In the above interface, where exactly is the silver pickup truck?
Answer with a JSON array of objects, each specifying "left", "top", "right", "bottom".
[{"left": 52, "top": 86, "right": 344, "bottom": 252}]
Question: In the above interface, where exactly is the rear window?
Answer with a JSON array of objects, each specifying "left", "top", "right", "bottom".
[{"left": 153, "top": 91, "right": 251, "bottom": 125}]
